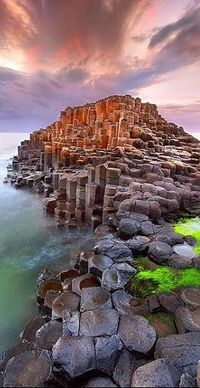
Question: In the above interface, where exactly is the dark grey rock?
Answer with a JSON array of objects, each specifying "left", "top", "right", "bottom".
[
  {"left": 119, "top": 218, "right": 140, "bottom": 239},
  {"left": 88, "top": 254, "right": 113, "bottom": 277},
  {"left": 80, "top": 287, "right": 112, "bottom": 312},
  {"left": 102, "top": 266, "right": 136, "bottom": 291},
  {"left": 3, "top": 350, "right": 52, "bottom": 387},
  {"left": 35, "top": 320, "right": 62, "bottom": 350},
  {"left": 52, "top": 336, "right": 96, "bottom": 378},
  {"left": 95, "top": 335, "right": 123, "bottom": 375},
  {"left": 63, "top": 310, "right": 80, "bottom": 336},
  {"left": 127, "top": 236, "right": 150, "bottom": 254},
  {"left": 131, "top": 358, "right": 181, "bottom": 387},
  {"left": 118, "top": 314, "right": 156, "bottom": 354},
  {"left": 113, "top": 350, "right": 135, "bottom": 387},
  {"left": 140, "top": 221, "right": 154, "bottom": 236},
  {"left": 148, "top": 241, "right": 173, "bottom": 263},
  {"left": 155, "top": 332, "right": 200, "bottom": 376},
  {"left": 80, "top": 308, "right": 119, "bottom": 337},
  {"left": 112, "top": 290, "right": 132, "bottom": 315},
  {"left": 155, "top": 232, "right": 184, "bottom": 246}
]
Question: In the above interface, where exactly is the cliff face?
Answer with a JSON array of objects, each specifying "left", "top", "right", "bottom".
[{"left": 14, "top": 94, "right": 200, "bottom": 228}]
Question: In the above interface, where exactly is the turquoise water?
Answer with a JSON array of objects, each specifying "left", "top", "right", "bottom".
[{"left": 0, "top": 133, "right": 91, "bottom": 354}]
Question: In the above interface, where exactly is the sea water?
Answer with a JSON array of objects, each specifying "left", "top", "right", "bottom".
[{"left": 0, "top": 133, "right": 91, "bottom": 354}]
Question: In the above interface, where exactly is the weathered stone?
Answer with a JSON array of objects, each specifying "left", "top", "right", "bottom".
[
  {"left": 3, "top": 350, "right": 52, "bottom": 387},
  {"left": 52, "top": 291, "right": 80, "bottom": 319},
  {"left": 112, "top": 290, "right": 132, "bottom": 315},
  {"left": 148, "top": 241, "right": 173, "bottom": 263},
  {"left": 80, "top": 308, "right": 119, "bottom": 336},
  {"left": 80, "top": 287, "right": 112, "bottom": 312},
  {"left": 175, "top": 306, "right": 200, "bottom": 333},
  {"left": 52, "top": 336, "right": 96, "bottom": 378},
  {"left": 118, "top": 218, "right": 140, "bottom": 239},
  {"left": 95, "top": 335, "right": 123, "bottom": 375},
  {"left": 72, "top": 274, "right": 101, "bottom": 296},
  {"left": 102, "top": 265, "right": 136, "bottom": 291},
  {"left": 155, "top": 332, "right": 200, "bottom": 376},
  {"left": 35, "top": 320, "right": 62, "bottom": 350},
  {"left": 118, "top": 314, "right": 156, "bottom": 354},
  {"left": 88, "top": 254, "right": 113, "bottom": 277},
  {"left": 113, "top": 350, "right": 135, "bottom": 387},
  {"left": 131, "top": 359, "right": 181, "bottom": 387}
]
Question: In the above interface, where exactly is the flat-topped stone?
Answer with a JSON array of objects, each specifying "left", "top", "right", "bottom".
[
  {"left": 52, "top": 336, "right": 96, "bottom": 378},
  {"left": 52, "top": 291, "right": 80, "bottom": 319},
  {"left": 118, "top": 314, "right": 156, "bottom": 354},
  {"left": 80, "top": 308, "right": 119, "bottom": 337},
  {"left": 80, "top": 287, "right": 112, "bottom": 312}
]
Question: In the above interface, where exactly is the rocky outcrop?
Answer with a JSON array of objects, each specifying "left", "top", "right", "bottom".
[
  {"left": 3, "top": 94, "right": 200, "bottom": 387},
  {"left": 7, "top": 94, "right": 200, "bottom": 229}
]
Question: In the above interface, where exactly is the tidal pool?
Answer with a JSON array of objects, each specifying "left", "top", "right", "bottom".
[{"left": 0, "top": 133, "right": 92, "bottom": 355}]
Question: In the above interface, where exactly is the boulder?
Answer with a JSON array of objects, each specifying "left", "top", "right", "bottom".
[
  {"left": 112, "top": 290, "right": 132, "bottom": 315},
  {"left": 52, "top": 291, "right": 80, "bottom": 319},
  {"left": 158, "top": 292, "right": 183, "bottom": 314},
  {"left": 95, "top": 335, "right": 123, "bottom": 375},
  {"left": 117, "top": 314, "right": 156, "bottom": 354},
  {"left": 80, "top": 287, "right": 112, "bottom": 312},
  {"left": 179, "top": 373, "right": 196, "bottom": 387},
  {"left": 102, "top": 266, "right": 136, "bottom": 291},
  {"left": 35, "top": 320, "right": 62, "bottom": 350},
  {"left": 3, "top": 350, "right": 52, "bottom": 387},
  {"left": 155, "top": 332, "right": 200, "bottom": 376},
  {"left": 175, "top": 306, "right": 200, "bottom": 333},
  {"left": 52, "top": 336, "right": 96, "bottom": 378},
  {"left": 180, "top": 288, "right": 200, "bottom": 308},
  {"left": 88, "top": 254, "right": 113, "bottom": 277},
  {"left": 131, "top": 358, "right": 181, "bottom": 387},
  {"left": 113, "top": 350, "right": 135, "bottom": 387},
  {"left": 118, "top": 218, "right": 140, "bottom": 239},
  {"left": 148, "top": 241, "right": 173, "bottom": 263},
  {"left": 80, "top": 308, "right": 119, "bottom": 337}
]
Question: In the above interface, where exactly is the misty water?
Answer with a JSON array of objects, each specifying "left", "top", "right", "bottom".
[{"left": 0, "top": 133, "right": 92, "bottom": 355}]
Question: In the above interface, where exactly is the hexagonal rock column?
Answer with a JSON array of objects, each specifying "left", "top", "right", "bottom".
[
  {"left": 117, "top": 314, "right": 156, "bottom": 354},
  {"left": 52, "top": 336, "right": 96, "bottom": 379}
]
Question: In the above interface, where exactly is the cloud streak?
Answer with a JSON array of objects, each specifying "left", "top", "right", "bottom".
[{"left": 0, "top": 0, "right": 199, "bottom": 132}]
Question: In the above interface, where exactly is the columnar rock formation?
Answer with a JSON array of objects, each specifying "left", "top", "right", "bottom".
[
  {"left": 3, "top": 95, "right": 200, "bottom": 386},
  {"left": 12, "top": 95, "right": 200, "bottom": 228}
]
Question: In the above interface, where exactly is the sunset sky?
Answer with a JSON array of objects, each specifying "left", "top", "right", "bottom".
[{"left": 0, "top": 0, "right": 200, "bottom": 134}]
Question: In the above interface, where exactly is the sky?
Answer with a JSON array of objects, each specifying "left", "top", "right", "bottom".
[{"left": 0, "top": 0, "right": 200, "bottom": 135}]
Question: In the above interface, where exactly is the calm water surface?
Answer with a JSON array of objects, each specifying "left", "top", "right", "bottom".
[{"left": 0, "top": 133, "right": 91, "bottom": 354}]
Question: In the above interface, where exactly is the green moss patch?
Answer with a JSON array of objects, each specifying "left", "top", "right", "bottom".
[
  {"left": 129, "top": 266, "right": 200, "bottom": 298},
  {"left": 174, "top": 217, "right": 200, "bottom": 254}
]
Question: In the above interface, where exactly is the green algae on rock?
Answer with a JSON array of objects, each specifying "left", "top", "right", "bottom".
[
  {"left": 174, "top": 217, "right": 200, "bottom": 254},
  {"left": 128, "top": 263, "right": 200, "bottom": 298}
]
